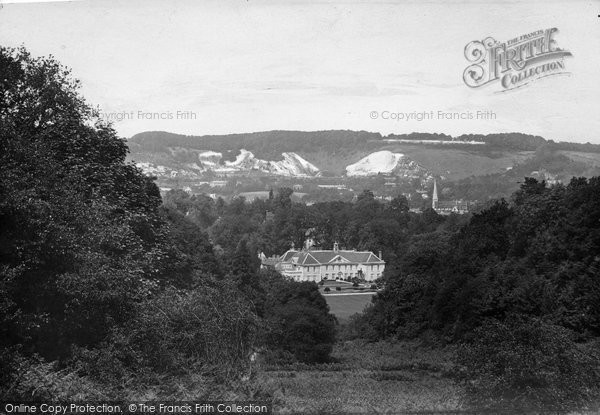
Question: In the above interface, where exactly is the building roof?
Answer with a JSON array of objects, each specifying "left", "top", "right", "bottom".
[
  {"left": 279, "top": 249, "right": 383, "bottom": 266},
  {"left": 281, "top": 250, "right": 299, "bottom": 262}
]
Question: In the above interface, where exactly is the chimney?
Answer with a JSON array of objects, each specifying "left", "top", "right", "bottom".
[
  {"left": 333, "top": 242, "right": 339, "bottom": 252},
  {"left": 379, "top": 250, "right": 382, "bottom": 260}
]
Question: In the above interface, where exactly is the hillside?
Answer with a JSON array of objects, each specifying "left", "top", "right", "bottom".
[{"left": 126, "top": 130, "right": 600, "bottom": 203}]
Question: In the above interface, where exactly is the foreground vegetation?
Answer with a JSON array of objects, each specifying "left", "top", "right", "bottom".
[
  {"left": 0, "top": 46, "right": 334, "bottom": 401},
  {"left": 260, "top": 340, "right": 461, "bottom": 414}
]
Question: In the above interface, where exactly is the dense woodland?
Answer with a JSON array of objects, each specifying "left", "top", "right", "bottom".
[
  {"left": 0, "top": 47, "right": 334, "bottom": 400},
  {"left": 2, "top": 46, "right": 600, "bottom": 410}
]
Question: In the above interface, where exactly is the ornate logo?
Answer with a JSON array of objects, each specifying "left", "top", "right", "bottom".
[{"left": 463, "top": 28, "right": 572, "bottom": 91}]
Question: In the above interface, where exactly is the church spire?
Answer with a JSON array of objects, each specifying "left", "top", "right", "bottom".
[{"left": 432, "top": 179, "right": 439, "bottom": 210}]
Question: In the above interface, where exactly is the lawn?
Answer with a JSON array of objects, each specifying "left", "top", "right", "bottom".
[{"left": 324, "top": 293, "right": 376, "bottom": 321}]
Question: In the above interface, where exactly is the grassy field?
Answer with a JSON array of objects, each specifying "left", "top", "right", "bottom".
[
  {"left": 324, "top": 293, "right": 376, "bottom": 322},
  {"left": 558, "top": 151, "right": 600, "bottom": 167},
  {"left": 258, "top": 340, "right": 463, "bottom": 414}
]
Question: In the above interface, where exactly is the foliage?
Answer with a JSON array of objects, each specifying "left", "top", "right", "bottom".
[
  {"left": 0, "top": 352, "right": 105, "bottom": 401},
  {"left": 363, "top": 177, "right": 600, "bottom": 342},
  {"left": 457, "top": 316, "right": 600, "bottom": 410},
  {"left": 0, "top": 46, "right": 263, "bottom": 400},
  {"left": 0, "top": 46, "right": 167, "bottom": 360},
  {"left": 73, "top": 283, "right": 260, "bottom": 387},
  {"left": 259, "top": 272, "right": 336, "bottom": 363}
]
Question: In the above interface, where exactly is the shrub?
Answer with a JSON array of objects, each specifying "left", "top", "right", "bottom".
[
  {"left": 457, "top": 316, "right": 600, "bottom": 411},
  {"left": 338, "top": 306, "right": 380, "bottom": 341},
  {"left": 370, "top": 284, "right": 377, "bottom": 289},
  {"left": 263, "top": 281, "right": 336, "bottom": 363},
  {"left": 335, "top": 286, "right": 341, "bottom": 291},
  {"left": 352, "top": 282, "right": 359, "bottom": 287},
  {"left": 267, "top": 302, "right": 336, "bottom": 363},
  {"left": 73, "top": 282, "right": 261, "bottom": 387},
  {"left": 324, "top": 287, "right": 331, "bottom": 293}
]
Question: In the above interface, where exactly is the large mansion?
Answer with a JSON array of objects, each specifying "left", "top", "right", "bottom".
[{"left": 261, "top": 242, "right": 385, "bottom": 282}]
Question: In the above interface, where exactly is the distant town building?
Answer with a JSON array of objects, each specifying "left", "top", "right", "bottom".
[
  {"left": 317, "top": 184, "right": 347, "bottom": 190},
  {"left": 530, "top": 169, "right": 561, "bottom": 186},
  {"left": 209, "top": 180, "right": 228, "bottom": 188},
  {"left": 262, "top": 241, "right": 385, "bottom": 282},
  {"left": 432, "top": 179, "right": 471, "bottom": 215},
  {"left": 375, "top": 195, "right": 393, "bottom": 201}
]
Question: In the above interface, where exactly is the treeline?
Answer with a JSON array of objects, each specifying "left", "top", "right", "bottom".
[
  {"left": 445, "top": 144, "right": 600, "bottom": 202},
  {"left": 130, "top": 130, "right": 600, "bottom": 161},
  {"left": 129, "top": 130, "right": 382, "bottom": 160},
  {"left": 0, "top": 47, "right": 334, "bottom": 400},
  {"left": 350, "top": 176, "right": 600, "bottom": 409},
  {"left": 164, "top": 175, "right": 600, "bottom": 408},
  {"left": 163, "top": 187, "right": 468, "bottom": 273},
  {"left": 360, "top": 176, "right": 600, "bottom": 339}
]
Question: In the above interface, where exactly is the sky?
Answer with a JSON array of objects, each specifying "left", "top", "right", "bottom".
[{"left": 0, "top": 0, "right": 599, "bottom": 142}]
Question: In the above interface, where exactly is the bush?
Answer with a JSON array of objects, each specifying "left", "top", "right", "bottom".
[
  {"left": 457, "top": 316, "right": 600, "bottom": 411},
  {"left": 262, "top": 280, "right": 336, "bottom": 363},
  {"left": 324, "top": 287, "right": 331, "bottom": 293},
  {"left": 125, "top": 284, "right": 258, "bottom": 378},
  {"left": 266, "top": 302, "right": 336, "bottom": 363},
  {"left": 352, "top": 282, "right": 359, "bottom": 287},
  {"left": 335, "top": 286, "right": 341, "bottom": 291},
  {"left": 370, "top": 284, "right": 377, "bottom": 289},
  {"left": 338, "top": 306, "right": 380, "bottom": 341},
  {"left": 69, "top": 282, "right": 261, "bottom": 391}
]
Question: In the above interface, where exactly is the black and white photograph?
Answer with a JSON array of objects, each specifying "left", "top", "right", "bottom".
[{"left": 1, "top": 0, "right": 600, "bottom": 413}]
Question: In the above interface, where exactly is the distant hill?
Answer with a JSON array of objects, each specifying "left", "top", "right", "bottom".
[
  {"left": 126, "top": 130, "right": 600, "bottom": 200},
  {"left": 129, "top": 130, "right": 600, "bottom": 157}
]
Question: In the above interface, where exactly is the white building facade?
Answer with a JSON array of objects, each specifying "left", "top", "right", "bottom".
[{"left": 269, "top": 242, "right": 385, "bottom": 282}]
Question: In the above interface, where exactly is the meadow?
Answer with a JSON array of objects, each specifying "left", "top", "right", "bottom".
[{"left": 258, "top": 340, "right": 463, "bottom": 414}]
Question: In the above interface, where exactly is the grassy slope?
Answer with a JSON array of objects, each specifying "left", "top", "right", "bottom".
[
  {"left": 259, "top": 340, "right": 462, "bottom": 414},
  {"left": 392, "top": 146, "right": 534, "bottom": 180},
  {"left": 558, "top": 151, "right": 600, "bottom": 167},
  {"left": 297, "top": 146, "right": 535, "bottom": 180}
]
